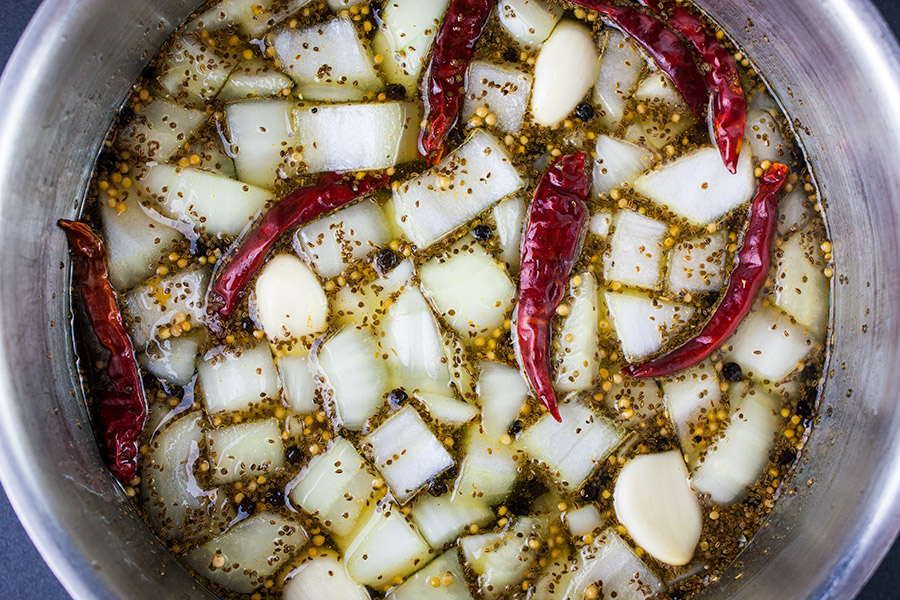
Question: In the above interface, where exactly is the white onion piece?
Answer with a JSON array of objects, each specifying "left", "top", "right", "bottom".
[
  {"left": 218, "top": 57, "right": 293, "bottom": 101},
  {"left": 292, "top": 102, "right": 421, "bottom": 174},
  {"left": 254, "top": 254, "right": 328, "bottom": 350},
  {"left": 605, "top": 210, "right": 668, "bottom": 290},
  {"left": 387, "top": 550, "right": 473, "bottom": 600},
  {"left": 554, "top": 272, "right": 600, "bottom": 394},
  {"left": 283, "top": 551, "right": 371, "bottom": 600},
  {"left": 519, "top": 397, "right": 625, "bottom": 493},
  {"left": 605, "top": 290, "right": 694, "bottom": 362},
  {"left": 497, "top": 0, "right": 562, "bottom": 49},
  {"left": 531, "top": 20, "right": 600, "bottom": 127},
  {"left": 462, "top": 61, "right": 533, "bottom": 134},
  {"left": 198, "top": 342, "right": 281, "bottom": 414},
  {"left": 478, "top": 361, "right": 530, "bottom": 442},
  {"left": 746, "top": 108, "right": 791, "bottom": 164},
  {"left": 157, "top": 34, "right": 236, "bottom": 105},
  {"left": 492, "top": 195, "right": 526, "bottom": 272},
  {"left": 415, "top": 392, "right": 479, "bottom": 427},
  {"left": 773, "top": 227, "right": 830, "bottom": 335},
  {"left": 461, "top": 518, "right": 540, "bottom": 600},
  {"left": 603, "top": 376, "right": 665, "bottom": 427},
  {"left": 207, "top": 418, "right": 284, "bottom": 485},
  {"left": 410, "top": 492, "right": 494, "bottom": 548},
  {"left": 562, "top": 528, "right": 663, "bottom": 599},
  {"left": 667, "top": 232, "right": 728, "bottom": 295},
  {"left": 272, "top": 17, "right": 382, "bottom": 101},
  {"left": 623, "top": 116, "right": 693, "bottom": 151},
  {"left": 327, "top": 0, "right": 366, "bottom": 10},
  {"left": 661, "top": 360, "right": 726, "bottom": 465},
  {"left": 278, "top": 354, "right": 317, "bottom": 414},
  {"left": 190, "top": 0, "right": 314, "bottom": 38},
  {"left": 592, "top": 134, "right": 655, "bottom": 197},
  {"left": 634, "top": 72, "right": 690, "bottom": 115},
  {"left": 691, "top": 382, "right": 782, "bottom": 504},
  {"left": 453, "top": 425, "right": 519, "bottom": 506},
  {"left": 722, "top": 305, "right": 815, "bottom": 383},
  {"left": 593, "top": 30, "right": 645, "bottom": 129},
  {"left": 565, "top": 504, "right": 604, "bottom": 538},
  {"left": 315, "top": 327, "right": 388, "bottom": 431},
  {"left": 777, "top": 188, "right": 814, "bottom": 238},
  {"left": 614, "top": 451, "right": 702, "bottom": 566},
  {"left": 393, "top": 129, "right": 525, "bottom": 248},
  {"left": 333, "top": 259, "right": 414, "bottom": 329},
  {"left": 123, "top": 266, "right": 210, "bottom": 349},
  {"left": 342, "top": 502, "right": 432, "bottom": 588},
  {"left": 589, "top": 211, "right": 613, "bottom": 238},
  {"left": 186, "top": 512, "right": 308, "bottom": 594},
  {"left": 419, "top": 239, "right": 516, "bottom": 338},
  {"left": 375, "top": 0, "right": 451, "bottom": 93},
  {"left": 117, "top": 98, "right": 207, "bottom": 162},
  {"left": 140, "top": 332, "right": 202, "bottom": 386},
  {"left": 226, "top": 99, "right": 298, "bottom": 189},
  {"left": 187, "top": 137, "right": 236, "bottom": 178},
  {"left": 288, "top": 438, "right": 377, "bottom": 539},
  {"left": 361, "top": 405, "right": 455, "bottom": 505}
]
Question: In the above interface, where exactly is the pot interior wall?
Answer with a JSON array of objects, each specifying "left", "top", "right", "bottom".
[{"left": 0, "top": 1, "right": 897, "bottom": 599}]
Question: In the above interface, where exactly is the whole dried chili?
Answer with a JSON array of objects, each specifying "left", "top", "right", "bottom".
[
  {"left": 59, "top": 220, "right": 146, "bottom": 482},
  {"left": 569, "top": 0, "right": 708, "bottom": 121},
  {"left": 208, "top": 171, "right": 387, "bottom": 320},
  {"left": 418, "top": 0, "right": 494, "bottom": 162},
  {"left": 646, "top": 3, "right": 747, "bottom": 173},
  {"left": 622, "top": 163, "right": 789, "bottom": 379},
  {"left": 517, "top": 153, "right": 590, "bottom": 422}
]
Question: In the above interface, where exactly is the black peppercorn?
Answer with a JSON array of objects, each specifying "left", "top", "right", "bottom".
[
  {"left": 386, "top": 83, "right": 406, "bottom": 100},
  {"left": 722, "top": 362, "right": 743, "bottom": 382},
  {"left": 238, "top": 496, "right": 256, "bottom": 516},
  {"left": 285, "top": 445, "right": 303, "bottom": 464},
  {"left": 376, "top": 248, "right": 400, "bottom": 273},
  {"left": 472, "top": 224, "right": 492, "bottom": 241},
  {"left": 507, "top": 419, "right": 523, "bottom": 436},
  {"left": 427, "top": 478, "right": 449, "bottom": 496},
  {"left": 387, "top": 388, "right": 408, "bottom": 409},
  {"left": 574, "top": 102, "right": 595, "bottom": 121},
  {"left": 503, "top": 47, "right": 519, "bottom": 63},
  {"left": 266, "top": 488, "right": 285, "bottom": 507},
  {"left": 579, "top": 480, "right": 601, "bottom": 502}
]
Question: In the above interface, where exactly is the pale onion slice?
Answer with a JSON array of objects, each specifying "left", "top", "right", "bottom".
[
  {"left": 360, "top": 405, "right": 455, "bottom": 505},
  {"left": 140, "top": 332, "right": 202, "bottom": 386},
  {"left": 277, "top": 354, "right": 317, "bottom": 414},
  {"left": 745, "top": 108, "right": 791, "bottom": 164},
  {"left": 374, "top": 0, "right": 451, "bottom": 93},
  {"left": 186, "top": 137, "right": 237, "bottom": 178},
  {"left": 633, "top": 146, "right": 755, "bottom": 225},
  {"left": 198, "top": 342, "right": 281, "bottom": 414},
  {"left": 292, "top": 102, "right": 421, "bottom": 174},
  {"left": 218, "top": 57, "right": 294, "bottom": 101},
  {"left": 492, "top": 195, "right": 526, "bottom": 272},
  {"left": 386, "top": 550, "right": 474, "bottom": 600},
  {"left": 661, "top": 360, "right": 727, "bottom": 465},
  {"left": 136, "top": 162, "right": 273, "bottom": 237},
  {"left": 460, "top": 518, "right": 539, "bottom": 600},
  {"left": 410, "top": 491, "right": 495, "bottom": 548},
  {"left": 478, "top": 361, "right": 530, "bottom": 442},
  {"left": 272, "top": 17, "right": 382, "bottom": 101},
  {"left": 462, "top": 61, "right": 533, "bottom": 134},
  {"left": 206, "top": 418, "right": 284, "bottom": 485},
  {"left": 603, "top": 376, "right": 665, "bottom": 427},
  {"left": 333, "top": 259, "right": 414, "bottom": 329},
  {"left": 565, "top": 504, "right": 604, "bottom": 538},
  {"left": 282, "top": 550, "right": 371, "bottom": 600},
  {"left": 226, "top": 99, "right": 299, "bottom": 189},
  {"left": 393, "top": 129, "right": 525, "bottom": 248},
  {"left": 531, "top": 20, "right": 600, "bottom": 127},
  {"left": 123, "top": 265, "right": 210, "bottom": 349},
  {"left": 117, "top": 97, "right": 208, "bottom": 162},
  {"left": 614, "top": 451, "right": 703, "bottom": 566},
  {"left": 532, "top": 542, "right": 575, "bottom": 600},
  {"left": 415, "top": 392, "right": 479, "bottom": 427},
  {"left": 722, "top": 304, "right": 815, "bottom": 383},
  {"left": 141, "top": 412, "right": 208, "bottom": 540},
  {"left": 691, "top": 382, "right": 782, "bottom": 504},
  {"left": 634, "top": 72, "right": 690, "bottom": 115},
  {"left": 254, "top": 254, "right": 328, "bottom": 350},
  {"left": 667, "top": 232, "right": 728, "bottom": 295},
  {"left": 288, "top": 438, "right": 378, "bottom": 539},
  {"left": 99, "top": 193, "right": 184, "bottom": 291},
  {"left": 589, "top": 211, "right": 613, "bottom": 238},
  {"left": 604, "top": 290, "right": 694, "bottom": 363},
  {"left": 497, "top": 0, "right": 562, "bottom": 49},
  {"left": 554, "top": 271, "right": 600, "bottom": 394},
  {"left": 773, "top": 227, "right": 830, "bottom": 334},
  {"left": 157, "top": 34, "right": 236, "bottom": 105},
  {"left": 441, "top": 327, "right": 479, "bottom": 402},
  {"left": 777, "top": 188, "right": 815, "bottom": 238},
  {"left": 419, "top": 239, "right": 516, "bottom": 339},
  {"left": 519, "top": 397, "right": 625, "bottom": 493},
  {"left": 380, "top": 287, "right": 453, "bottom": 395},
  {"left": 296, "top": 199, "right": 391, "bottom": 279},
  {"left": 190, "top": 0, "right": 314, "bottom": 38},
  {"left": 326, "top": 0, "right": 368, "bottom": 11},
  {"left": 453, "top": 425, "right": 519, "bottom": 506},
  {"left": 342, "top": 502, "right": 432, "bottom": 589},
  {"left": 592, "top": 134, "right": 656, "bottom": 198},
  {"left": 623, "top": 115, "right": 694, "bottom": 151},
  {"left": 185, "top": 512, "right": 308, "bottom": 594},
  {"left": 605, "top": 210, "right": 668, "bottom": 290},
  {"left": 315, "top": 326, "right": 388, "bottom": 431},
  {"left": 593, "top": 30, "right": 646, "bottom": 130},
  {"left": 562, "top": 528, "right": 663, "bottom": 600}
]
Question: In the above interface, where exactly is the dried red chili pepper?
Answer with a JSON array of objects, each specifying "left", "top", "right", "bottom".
[
  {"left": 570, "top": 0, "right": 708, "bottom": 121},
  {"left": 208, "top": 172, "right": 387, "bottom": 320},
  {"left": 622, "top": 163, "right": 789, "bottom": 379},
  {"left": 419, "top": 0, "right": 494, "bottom": 162},
  {"left": 59, "top": 220, "right": 146, "bottom": 483},
  {"left": 517, "top": 153, "right": 590, "bottom": 422}
]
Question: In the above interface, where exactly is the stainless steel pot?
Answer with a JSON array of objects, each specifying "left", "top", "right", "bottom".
[{"left": 0, "top": 0, "right": 898, "bottom": 598}]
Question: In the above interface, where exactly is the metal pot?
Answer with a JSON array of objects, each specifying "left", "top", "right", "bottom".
[{"left": 0, "top": 0, "right": 898, "bottom": 598}]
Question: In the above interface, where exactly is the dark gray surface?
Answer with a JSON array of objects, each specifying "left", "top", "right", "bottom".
[{"left": 0, "top": 0, "right": 898, "bottom": 598}]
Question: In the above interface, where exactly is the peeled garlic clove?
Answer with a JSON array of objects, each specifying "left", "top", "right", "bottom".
[
  {"left": 254, "top": 254, "right": 328, "bottom": 350},
  {"left": 530, "top": 20, "right": 599, "bottom": 126},
  {"left": 613, "top": 450, "right": 702, "bottom": 566}
]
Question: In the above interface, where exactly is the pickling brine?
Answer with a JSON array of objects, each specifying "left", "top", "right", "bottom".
[{"left": 62, "top": 0, "right": 831, "bottom": 598}]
